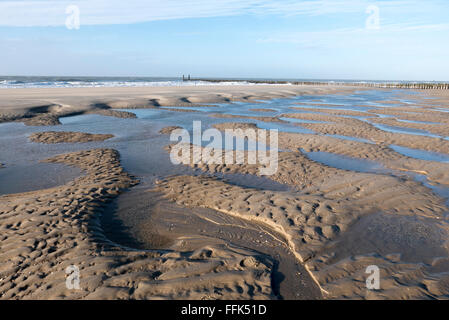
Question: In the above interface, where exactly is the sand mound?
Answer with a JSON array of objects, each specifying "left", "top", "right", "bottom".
[
  {"left": 87, "top": 109, "right": 137, "bottom": 119},
  {"left": 22, "top": 114, "right": 62, "bottom": 126},
  {"left": 250, "top": 108, "right": 278, "bottom": 113},
  {"left": 213, "top": 122, "right": 259, "bottom": 131},
  {"left": 29, "top": 131, "right": 114, "bottom": 144},
  {"left": 0, "top": 104, "right": 136, "bottom": 127},
  {"left": 210, "top": 113, "right": 287, "bottom": 123},
  {"left": 159, "top": 126, "right": 183, "bottom": 135}
]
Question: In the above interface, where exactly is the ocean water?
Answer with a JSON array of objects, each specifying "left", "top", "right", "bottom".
[
  {"left": 2, "top": 76, "right": 446, "bottom": 89},
  {"left": 0, "top": 76, "right": 261, "bottom": 89}
]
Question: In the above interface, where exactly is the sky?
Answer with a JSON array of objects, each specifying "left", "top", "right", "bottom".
[{"left": 0, "top": 0, "right": 448, "bottom": 81}]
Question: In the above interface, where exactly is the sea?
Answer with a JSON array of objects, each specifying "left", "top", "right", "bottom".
[{"left": 1, "top": 76, "right": 444, "bottom": 89}]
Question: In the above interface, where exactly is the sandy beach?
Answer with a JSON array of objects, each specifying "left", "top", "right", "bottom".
[{"left": 1, "top": 84, "right": 449, "bottom": 300}]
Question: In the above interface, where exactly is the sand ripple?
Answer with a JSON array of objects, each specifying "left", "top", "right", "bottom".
[{"left": 0, "top": 149, "right": 274, "bottom": 299}]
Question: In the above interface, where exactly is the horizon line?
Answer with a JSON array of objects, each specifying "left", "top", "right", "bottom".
[{"left": 1, "top": 75, "right": 448, "bottom": 83}]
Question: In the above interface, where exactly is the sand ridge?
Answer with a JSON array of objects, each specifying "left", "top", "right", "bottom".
[
  {"left": 159, "top": 126, "right": 183, "bottom": 135},
  {"left": 29, "top": 131, "right": 114, "bottom": 144}
]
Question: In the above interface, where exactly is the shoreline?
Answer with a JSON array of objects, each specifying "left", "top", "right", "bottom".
[{"left": 0, "top": 84, "right": 357, "bottom": 126}]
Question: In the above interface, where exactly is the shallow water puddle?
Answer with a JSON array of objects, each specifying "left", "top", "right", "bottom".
[
  {"left": 161, "top": 106, "right": 217, "bottom": 112},
  {"left": 290, "top": 104, "right": 370, "bottom": 112},
  {"left": 255, "top": 120, "right": 315, "bottom": 134},
  {"left": 375, "top": 114, "right": 395, "bottom": 118},
  {"left": 60, "top": 111, "right": 288, "bottom": 192},
  {"left": 434, "top": 108, "right": 449, "bottom": 113},
  {"left": 391, "top": 145, "right": 449, "bottom": 163},
  {"left": 302, "top": 150, "right": 388, "bottom": 174},
  {"left": 279, "top": 117, "right": 330, "bottom": 124},
  {"left": 0, "top": 162, "right": 81, "bottom": 195},
  {"left": 412, "top": 174, "right": 449, "bottom": 208},
  {"left": 370, "top": 122, "right": 444, "bottom": 139},
  {"left": 396, "top": 119, "right": 442, "bottom": 125}
]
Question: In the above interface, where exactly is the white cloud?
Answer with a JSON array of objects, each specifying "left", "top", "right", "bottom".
[
  {"left": 0, "top": 0, "right": 443, "bottom": 27},
  {"left": 257, "top": 22, "right": 449, "bottom": 51}
]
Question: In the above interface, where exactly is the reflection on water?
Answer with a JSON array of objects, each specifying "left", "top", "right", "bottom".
[
  {"left": 412, "top": 174, "right": 449, "bottom": 208},
  {"left": 370, "top": 122, "right": 444, "bottom": 139},
  {"left": 255, "top": 120, "right": 315, "bottom": 134},
  {"left": 397, "top": 118, "right": 442, "bottom": 125},
  {"left": 290, "top": 104, "right": 370, "bottom": 112},
  {"left": 279, "top": 117, "right": 330, "bottom": 124},
  {"left": 391, "top": 145, "right": 449, "bottom": 163},
  {"left": 301, "top": 149, "right": 388, "bottom": 174},
  {"left": 0, "top": 162, "right": 81, "bottom": 195},
  {"left": 161, "top": 106, "right": 216, "bottom": 112}
]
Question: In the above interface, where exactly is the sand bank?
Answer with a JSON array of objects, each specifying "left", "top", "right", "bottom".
[
  {"left": 29, "top": 131, "right": 114, "bottom": 144},
  {"left": 159, "top": 126, "right": 183, "bottom": 135},
  {"left": 0, "top": 85, "right": 356, "bottom": 126}
]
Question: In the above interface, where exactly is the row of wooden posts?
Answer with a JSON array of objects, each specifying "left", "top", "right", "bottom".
[
  {"left": 195, "top": 78, "right": 449, "bottom": 90},
  {"left": 290, "top": 81, "right": 449, "bottom": 90}
]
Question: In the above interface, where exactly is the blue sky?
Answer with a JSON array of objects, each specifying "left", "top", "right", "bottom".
[{"left": 1, "top": 0, "right": 448, "bottom": 80}]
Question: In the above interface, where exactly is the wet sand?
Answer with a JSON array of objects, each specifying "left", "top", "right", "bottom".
[
  {"left": 1, "top": 85, "right": 449, "bottom": 300},
  {"left": 0, "top": 85, "right": 356, "bottom": 126},
  {"left": 29, "top": 131, "right": 114, "bottom": 144}
]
